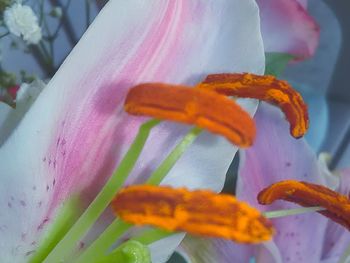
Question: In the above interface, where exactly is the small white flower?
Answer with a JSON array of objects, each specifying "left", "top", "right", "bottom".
[
  {"left": 50, "top": 6, "right": 62, "bottom": 18},
  {"left": 4, "top": 3, "right": 42, "bottom": 44}
]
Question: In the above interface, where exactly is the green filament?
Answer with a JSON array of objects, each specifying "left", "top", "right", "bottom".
[
  {"left": 147, "top": 127, "right": 202, "bottom": 185},
  {"left": 43, "top": 119, "right": 160, "bottom": 262},
  {"left": 29, "top": 196, "right": 81, "bottom": 263},
  {"left": 264, "top": 206, "right": 323, "bottom": 219},
  {"left": 76, "top": 127, "right": 201, "bottom": 261},
  {"left": 75, "top": 219, "right": 132, "bottom": 263}
]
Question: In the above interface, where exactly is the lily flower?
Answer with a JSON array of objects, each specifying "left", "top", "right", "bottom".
[
  {"left": 181, "top": 104, "right": 350, "bottom": 263},
  {"left": 0, "top": 0, "right": 266, "bottom": 262}
]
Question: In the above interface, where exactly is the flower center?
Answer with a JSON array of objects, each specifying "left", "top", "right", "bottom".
[{"left": 31, "top": 73, "right": 311, "bottom": 263}]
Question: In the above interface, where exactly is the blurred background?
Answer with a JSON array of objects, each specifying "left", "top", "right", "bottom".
[{"left": 0, "top": 0, "right": 348, "bottom": 262}]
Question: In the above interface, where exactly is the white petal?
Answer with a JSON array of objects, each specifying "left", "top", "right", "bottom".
[
  {"left": 0, "top": 0, "right": 264, "bottom": 260},
  {"left": 148, "top": 233, "right": 186, "bottom": 263}
]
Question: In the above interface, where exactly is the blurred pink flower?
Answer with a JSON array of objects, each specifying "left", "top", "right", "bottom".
[{"left": 258, "top": 0, "right": 320, "bottom": 59}]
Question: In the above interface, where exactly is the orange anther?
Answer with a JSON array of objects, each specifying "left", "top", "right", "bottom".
[
  {"left": 258, "top": 180, "right": 350, "bottom": 230},
  {"left": 125, "top": 83, "right": 256, "bottom": 147},
  {"left": 197, "top": 73, "right": 309, "bottom": 138},
  {"left": 113, "top": 185, "right": 274, "bottom": 243}
]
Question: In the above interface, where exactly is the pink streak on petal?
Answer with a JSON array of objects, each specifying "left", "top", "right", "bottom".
[
  {"left": 257, "top": 0, "right": 319, "bottom": 59},
  {"left": 47, "top": 2, "right": 182, "bottom": 208}
]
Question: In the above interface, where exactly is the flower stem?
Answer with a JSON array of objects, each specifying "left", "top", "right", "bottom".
[
  {"left": 146, "top": 127, "right": 202, "bottom": 185},
  {"left": 29, "top": 45, "right": 55, "bottom": 77},
  {"left": 85, "top": 0, "right": 91, "bottom": 29},
  {"left": 43, "top": 119, "right": 160, "bottom": 263},
  {"left": 50, "top": 0, "right": 78, "bottom": 46},
  {"left": 75, "top": 126, "right": 201, "bottom": 262},
  {"left": 263, "top": 206, "right": 323, "bottom": 219},
  {"left": 75, "top": 219, "right": 132, "bottom": 263}
]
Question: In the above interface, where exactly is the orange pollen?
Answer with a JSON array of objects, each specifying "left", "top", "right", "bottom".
[
  {"left": 258, "top": 180, "right": 350, "bottom": 230},
  {"left": 112, "top": 185, "right": 274, "bottom": 243},
  {"left": 196, "top": 73, "right": 309, "bottom": 138},
  {"left": 124, "top": 83, "right": 256, "bottom": 147}
]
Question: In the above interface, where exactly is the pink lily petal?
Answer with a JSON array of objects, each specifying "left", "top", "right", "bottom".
[
  {"left": 283, "top": 0, "right": 341, "bottom": 93},
  {"left": 321, "top": 168, "right": 350, "bottom": 261},
  {"left": 177, "top": 237, "right": 282, "bottom": 263},
  {"left": 257, "top": 0, "right": 320, "bottom": 59},
  {"left": 0, "top": 0, "right": 264, "bottom": 261},
  {"left": 236, "top": 103, "right": 328, "bottom": 262},
  {"left": 181, "top": 237, "right": 254, "bottom": 263},
  {"left": 296, "top": 0, "right": 307, "bottom": 9}
]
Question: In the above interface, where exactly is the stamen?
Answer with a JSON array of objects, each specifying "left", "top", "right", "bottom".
[
  {"left": 113, "top": 185, "right": 274, "bottom": 243},
  {"left": 125, "top": 83, "right": 256, "bottom": 147},
  {"left": 196, "top": 73, "right": 309, "bottom": 138},
  {"left": 258, "top": 180, "right": 350, "bottom": 230}
]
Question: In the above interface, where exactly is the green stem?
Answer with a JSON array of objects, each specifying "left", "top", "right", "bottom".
[
  {"left": 263, "top": 206, "right": 323, "bottom": 219},
  {"left": 146, "top": 127, "right": 202, "bottom": 185},
  {"left": 43, "top": 119, "right": 160, "bottom": 263},
  {"left": 29, "top": 196, "right": 82, "bottom": 263},
  {"left": 39, "top": 41, "right": 53, "bottom": 66},
  {"left": 77, "top": 227, "right": 172, "bottom": 263},
  {"left": 75, "top": 219, "right": 132, "bottom": 263},
  {"left": 75, "top": 126, "right": 201, "bottom": 262},
  {"left": 85, "top": 0, "right": 91, "bottom": 29}
]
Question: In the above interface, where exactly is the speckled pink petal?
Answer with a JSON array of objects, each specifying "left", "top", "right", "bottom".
[
  {"left": 257, "top": 0, "right": 319, "bottom": 59},
  {"left": 321, "top": 168, "right": 350, "bottom": 261},
  {"left": 236, "top": 103, "right": 328, "bottom": 263},
  {"left": 0, "top": 0, "right": 264, "bottom": 261}
]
